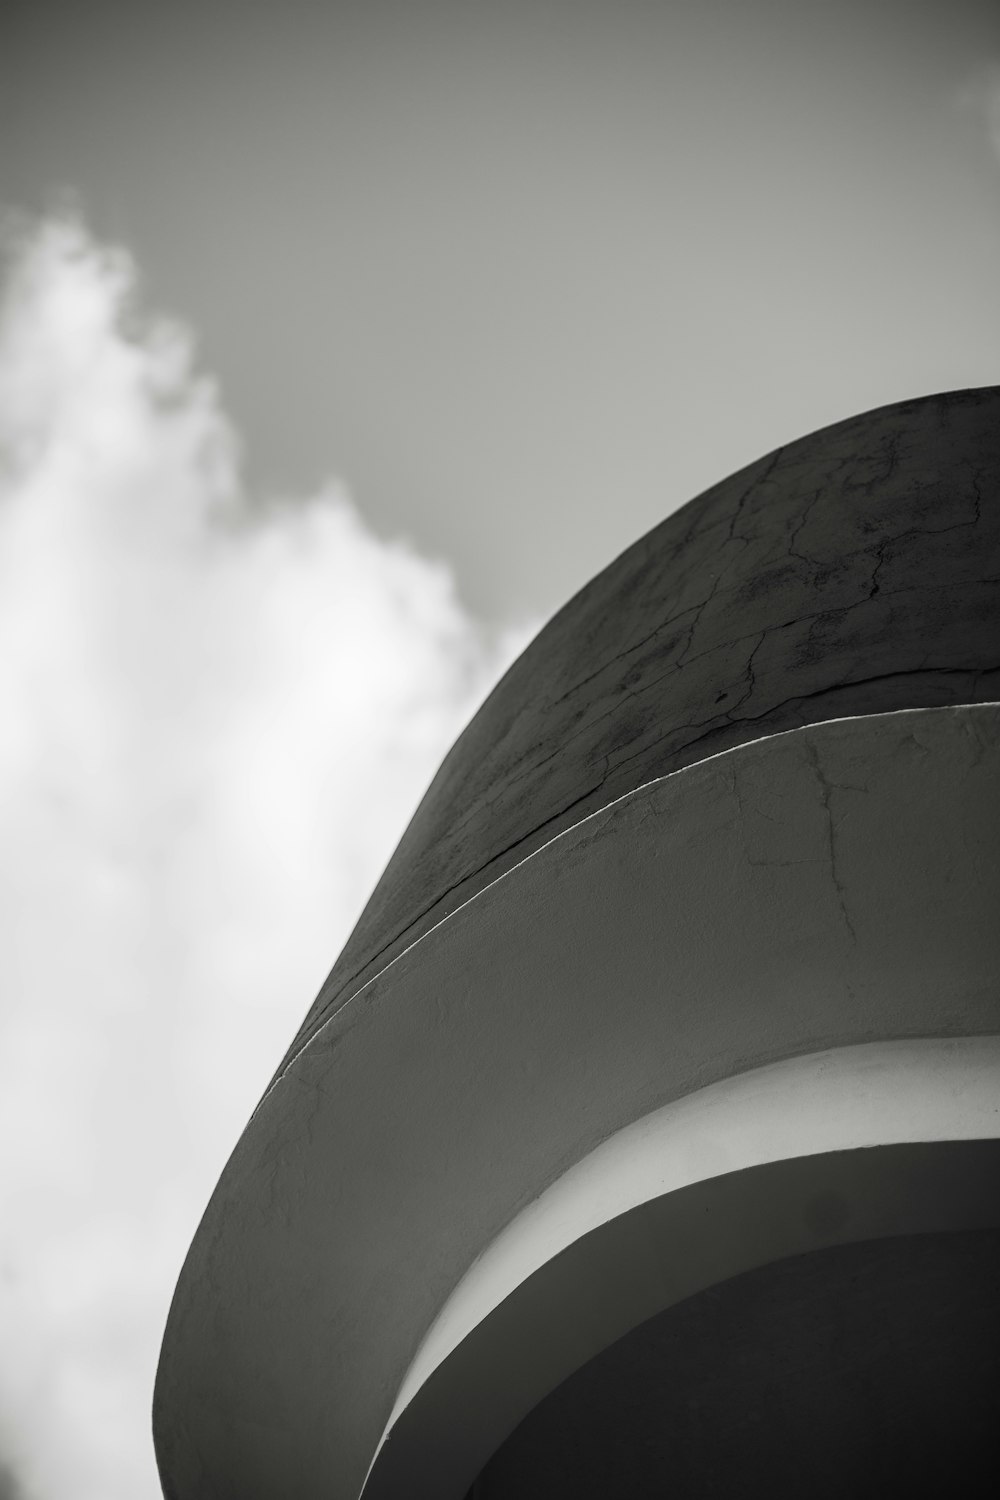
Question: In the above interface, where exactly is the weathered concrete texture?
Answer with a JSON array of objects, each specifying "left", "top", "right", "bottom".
[
  {"left": 280, "top": 387, "right": 1000, "bottom": 1074},
  {"left": 154, "top": 706, "right": 1000, "bottom": 1500}
]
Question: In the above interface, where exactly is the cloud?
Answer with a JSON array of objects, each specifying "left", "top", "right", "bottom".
[{"left": 0, "top": 214, "right": 532, "bottom": 1500}]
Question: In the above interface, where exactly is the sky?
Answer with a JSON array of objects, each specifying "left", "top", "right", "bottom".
[
  {"left": 3, "top": 0, "right": 1000, "bottom": 618},
  {"left": 0, "top": 3, "right": 998, "bottom": 1498}
]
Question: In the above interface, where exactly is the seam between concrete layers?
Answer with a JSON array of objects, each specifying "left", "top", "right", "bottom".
[
  {"left": 291, "top": 661, "right": 1000, "bottom": 1059},
  {"left": 255, "top": 702, "right": 1000, "bottom": 1113},
  {"left": 368, "top": 1035, "right": 1000, "bottom": 1482}
]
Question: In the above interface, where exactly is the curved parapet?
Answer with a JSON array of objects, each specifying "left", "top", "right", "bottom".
[
  {"left": 277, "top": 386, "right": 1000, "bottom": 1075},
  {"left": 154, "top": 390, "right": 1000, "bottom": 1500}
]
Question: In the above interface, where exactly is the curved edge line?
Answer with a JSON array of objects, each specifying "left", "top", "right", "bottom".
[
  {"left": 362, "top": 1034, "right": 1000, "bottom": 1495},
  {"left": 257, "top": 703, "right": 1000, "bottom": 1110}
]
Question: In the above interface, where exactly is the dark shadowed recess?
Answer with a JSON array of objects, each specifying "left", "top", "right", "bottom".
[
  {"left": 277, "top": 387, "right": 1000, "bottom": 1077},
  {"left": 468, "top": 1229, "right": 1000, "bottom": 1500}
]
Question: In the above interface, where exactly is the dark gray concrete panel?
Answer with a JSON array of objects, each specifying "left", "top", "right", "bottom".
[
  {"left": 367, "top": 1150, "right": 1000, "bottom": 1500},
  {"left": 285, "top": 388, "right": 1000, "bottom": 1069},
  {"left": 153, "top": 707, "right": 1000, "bottom": 1500},
  {"left": 473, "top": 1228, "right": 1000, "bottom": 1500}
]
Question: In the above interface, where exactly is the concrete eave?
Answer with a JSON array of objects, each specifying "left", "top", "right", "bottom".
[{"left": 154, "top": 704, "right": 1000, "bottom": 1500}]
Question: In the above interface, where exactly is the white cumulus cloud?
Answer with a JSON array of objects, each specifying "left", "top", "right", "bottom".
[{"left": 0, "top": 214, "right": 532, "bottom": 1500}]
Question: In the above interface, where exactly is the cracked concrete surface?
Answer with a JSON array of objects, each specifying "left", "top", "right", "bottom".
[
  {"left": 155, "top": 706, "right": 1000, "bottom": 1500},
  {"left": 804, "top": 739, "right": 859, "bottom": 948},
  {"left": 279, "top": 387, "right": 1000, "bottom": 1075},
  {"left": 156, "top": 388, "right": 1000, "bottom": 1500},
  {"left": 156, "top": 385, "right": 1000, "bottom": 1500}
]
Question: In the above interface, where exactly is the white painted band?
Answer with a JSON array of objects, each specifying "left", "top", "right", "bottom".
[{"left": 381, "top": 1035, "right": 1000, "bottom": 1448}]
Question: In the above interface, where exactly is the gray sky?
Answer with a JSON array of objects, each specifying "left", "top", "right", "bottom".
[{"left": 3, "top": 0, "right": 999, "bottom": 619}]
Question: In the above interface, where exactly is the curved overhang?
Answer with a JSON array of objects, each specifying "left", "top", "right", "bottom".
[
  {"left": 465, "top": 1224, "right": 1000, "bottom": 1497},
  {"left": 154, "top": 704, "right": 1000, "bottom": 1500},
  {"left": 365, "top": 1042, "right": 1000, "bottom": 1499},
  {"left": 276, "top": 386, "right": 1000, "bottom": 1077}
]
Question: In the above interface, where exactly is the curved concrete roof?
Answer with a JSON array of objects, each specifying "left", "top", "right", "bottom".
[
  {"left": 279, "top": 386, "right": 1000, "bottom": 1074},
  {"left": 153, "top": 389, "right": 1000, "bottom": 1500},
  {"left": 154, "top": 707, "right": 1000, "bottom": 1499}
]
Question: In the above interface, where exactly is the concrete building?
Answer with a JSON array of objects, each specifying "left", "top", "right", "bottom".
[{"left": 154, "top": 388, "right": 1000, "bottom": 1499}]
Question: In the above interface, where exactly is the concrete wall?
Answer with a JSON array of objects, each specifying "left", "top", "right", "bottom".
[
  {"left": 153, "top": 390, "right": 1000, "bottom": 1500},
  {"left": 474, "top": 1229, "right": 1000, "bottom": 1498},
  {"left": 279, "top": 387, "right": 1000, "bottom": 1078}
]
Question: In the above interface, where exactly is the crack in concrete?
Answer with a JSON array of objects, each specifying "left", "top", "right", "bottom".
[
  {"left": 545, "top": 564, "right": 999, "bottom": 751},
  {"left": 281, "top": 405, "right": 997, "bottom": 1059},
  {"left": 805, "top": 739, "right": 859, "bottom": 946},
  {"left": 675, "top": 541, "right": 751, "bottom": 669},
  {"left": 725, "top": 631, "right": 767, "bottom": 717},
  {"left": 786, "top": 486, "right": 824, "bottom": 565},
  {"left": 725, "top": 446, "right": 784, "bottom": 543},
  {"left": 525, "top": 500, "right": 992, "bottom": 798},
  {"left": 295, "top": 666, "right": 997, "bottom": 1056},
  {"left": 547, "top": 602, "right": 702, "bottom": 711},
  {"left": 868, "top": 538, "right": 890, "bottom": 599},
  {"left": 472, "top": 560, "right": 972, "bottom": 827},
  {"left": 547, "top": 535, "right": 754, "bottom": 714},
  {"left": 868, "top": 495, "right": 986, "bottom": 600}
]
